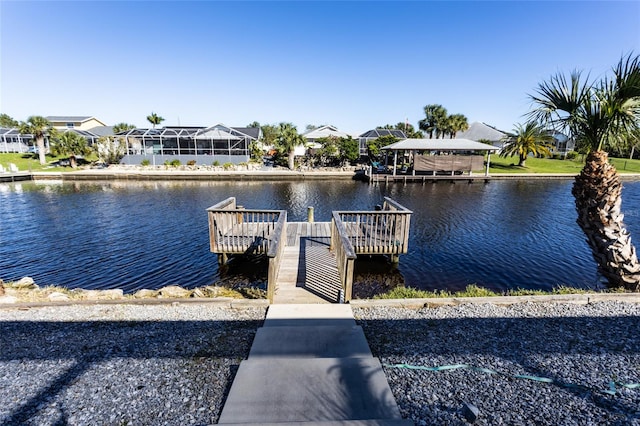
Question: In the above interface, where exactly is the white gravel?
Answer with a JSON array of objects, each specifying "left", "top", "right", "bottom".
[
  {"left": 354, "top": 301, "right": 640, "bottom": 425},
  {"left": 0, "top": 303, "right": 266, "bottom": 426}
]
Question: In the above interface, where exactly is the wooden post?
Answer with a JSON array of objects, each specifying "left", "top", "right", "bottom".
[
  {"left": 393, "top": 151, "right": 397, "bottom": 176},
  {"left": 485, "top": 152, "right": 491, "bottom": 176},
  {"left": 307, "top": 206, "right": 314, "bottom": 223}
]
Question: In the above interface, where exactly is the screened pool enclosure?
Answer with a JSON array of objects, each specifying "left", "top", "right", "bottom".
[{"left": 118, "top": 125, "right": 260, "bottom": 165}]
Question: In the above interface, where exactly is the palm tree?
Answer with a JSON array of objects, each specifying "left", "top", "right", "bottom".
[
  {"left": 51, "top": 131, "right": 91, "bottom": 168},
  {"left": 419, "top": 104, "right": 447, "bottom": 138},
  {"left": 146, "top": 112, "right": 164, "bottom": 129},
  {"left": 113, "top": 122, "right": 136, "bottom": 134},
  {"left": 18, "top": 116, "right": 52, "bottom": 165},
  {"left": 529, "top": 53, "right": 640, "bottom": 290},
  {"left": 275, "top": 122, "right": 306, "bottom": 170},
  {"left": 447, "top": 114, "right": 469, "bottom": 138},
  {"left": 499, "top": 122, "right": 553, "bottom": 167}
]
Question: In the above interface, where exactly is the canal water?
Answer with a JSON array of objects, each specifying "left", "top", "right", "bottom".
[{"left": 1, "top": 179, "right": 639, "bottom": 294}]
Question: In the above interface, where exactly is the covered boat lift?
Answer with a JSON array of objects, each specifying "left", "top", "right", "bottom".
[{"left": 380, "top": 138, "right": 500, "bottom": 177}]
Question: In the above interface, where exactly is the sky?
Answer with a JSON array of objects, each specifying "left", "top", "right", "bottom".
[{"left": 1, "top": 1, "right": 639, "bottom": 135}]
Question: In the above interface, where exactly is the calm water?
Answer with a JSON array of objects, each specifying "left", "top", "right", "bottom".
[{"left": 1, "top": 179, "right": 639, "bottom": 293}]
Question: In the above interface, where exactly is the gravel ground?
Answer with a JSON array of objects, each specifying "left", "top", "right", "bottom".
[
  {"left": 0, "top": 303, "right": 265, "bottom": 426},
  {"left": 2, "top": 300, "right": 639, "bottom": 426},
  {"left": 354, "top": 301, "right": 640, "bottom": 426}
]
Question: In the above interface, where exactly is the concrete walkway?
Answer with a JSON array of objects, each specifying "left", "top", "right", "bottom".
[{"left": 218, "top": 304, "right": 412, "bottom": 425}]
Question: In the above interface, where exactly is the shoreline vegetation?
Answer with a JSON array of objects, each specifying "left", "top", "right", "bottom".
[{"left": 1, "top": 277, "right": 635, "bottom": 306}]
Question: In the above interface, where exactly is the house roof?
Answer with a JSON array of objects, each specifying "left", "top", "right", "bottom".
[
  {"left": 302, "top": 125, "right": 350, "bottom": 140},
  {"left": 359, "top": 128, "right": 407, "bottom": 139},
  {"left": 87, "top": 126, "right": 114, "bottom": 137},
  {"left": 382, "top": 138, "right": 499, "bottom": 151},
  {"left": 456, "top": 122, "right": 508, "bottom": 142},
  {"left": 45, "top": 116, "right": 106, "bottom": 126},
  {"left": 232, "top": 127, "right": 261, "bottom": 140}
]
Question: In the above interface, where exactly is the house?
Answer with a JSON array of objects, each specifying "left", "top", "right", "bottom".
[
  {"left": 118, "top": 124, "right": 260, "bottom": 165},
  {"left": 358, "top": 129, "right": 407, "bottom": 158},
  {"left": 298, "top": 125, "right": 354, "bottom": 156},
  {"left": 45, "top": 116, "right": 107, "bottom": 131},
  {"left": 456, "top": 122, "right": 509, "bottom": 148}
]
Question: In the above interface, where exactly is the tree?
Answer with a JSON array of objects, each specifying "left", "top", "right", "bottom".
[
  {"left": 51, "top": 131, "right": 91, "bottom": 168},
  {"left": 18, "top": 116, "right": 52, "bottom": 165},
  {"left": 529, "top": 53, "right": 640, "bottom": 290},
  {"left": 275, "top": 122, "right": 306, "bottom": 170},
  {"left": 113, "top": 122, "right": 136, "bottom": 134},
  {"left": 381, "top": 122, "right": 423, "bottom": 138},
  {"left": 260, "top": 124, "right": 279, "bottom": 147},
  {"left": 0, "top": 113, "right": 18, "bottom": 128},
  {"left": 146, "top": 112, "right": 164, "bottom": 129},
  {"left": 499, "top": 122, "right": 553, "bottom": 167},
  {"left": 338, "top": 136, "right": 359, "bottom": 165},
  {"left": 247, "top": 121, "right": 261, "bottom": 128},
  {"left": 419, "top": 104, "right": 448, "bottom": 138},
  {"left": 367, "top": 134, "right": 398, "bottom": 160},
  {"left": 446, "top": 114, "right": 470, "bottom": 138},
  {"left": 94, "top": 136, "right": 126, "bottom": 164}
]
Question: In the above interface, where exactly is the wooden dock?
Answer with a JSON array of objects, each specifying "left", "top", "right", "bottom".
[
  {"left": 207, "top": 197, "right": 412, "bottom": 303},
  {"left": 274, "top": 222, "right": 341, "bottom": 304}
]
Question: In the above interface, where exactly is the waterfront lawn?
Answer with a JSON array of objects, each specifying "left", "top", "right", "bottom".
[
  {"left": 490, "top": 155, "right": 640, "bottom": 174},
  {"left": 0, "top": 152, "right": 96, "bottom": 172},
  {"left": 489, "top": 155, "right": 585, "bottom": 174}
]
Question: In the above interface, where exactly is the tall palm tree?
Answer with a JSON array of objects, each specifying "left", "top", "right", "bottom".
[
  {"left": 18, "top": 116, "right": 52, "bottom": 165},
  {"left": 529, "top": 53, "right": 640, "bottom": 290},
  {"left": 419, "top": 104, "right": 447, "bottom": 138},
  {"left": 447, "top": 114, "right": 469, "bottom": 138},
  {"left": 499, "top": 122, "right": 553, "bottom": 167},
  {"left": 146, "top": 112, "right": 164, "bottom": 129},
  {"left": 275, "top": 122, "right": 306, "bottom": 170}
]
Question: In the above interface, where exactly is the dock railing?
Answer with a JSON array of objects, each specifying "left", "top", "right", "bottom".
[
  {"left": 330, "top": 211, "right": 357, "bottom": 303},
  {"left": 334, "top": 197, "right": 412, "bottom": 259},
  {"left": 266, "top": 210, "right": 287, "bottom": 303},
  {"left": 207, "top": 197, "right": 284, "bottom": 255},
  {"left": 207, "top": 197, "right": 287, "bottom": 302}
]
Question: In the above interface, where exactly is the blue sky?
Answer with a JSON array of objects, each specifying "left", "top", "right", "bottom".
[{"left": 1, "top": 1, "right": 639, "bottom": 135}]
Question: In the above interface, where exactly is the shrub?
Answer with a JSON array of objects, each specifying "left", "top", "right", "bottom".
[
  {"left": 170, "top": 159, "right": 181, "bottom": 167},
  {"left": 186, "top": 160, "right": 196, "bottom": 166},
  {"left": 212, "top": 160, "right": 220, "bottom": 167},
  {"left": 223, "top": 162, "right": 234, "bottom": 170},
  {"left": 140, "top": 159, "right": 150, "bottom": 166},
  {"left": 565, "top": 151, "right": 578, "bottom": 160}
]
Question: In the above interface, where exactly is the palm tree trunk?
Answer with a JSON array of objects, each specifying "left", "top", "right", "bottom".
[
  {"left": 37, "top": 136, "right": 46, "bottom": 165},
  {"left": 288, "top": 151, "right": 295, "bottom": 170},
  {"left": 519, "top": 154, "right": 526, "bottom": 167},
  {"left": 572, "top": 151, "right": 640, "bottom": 290}
]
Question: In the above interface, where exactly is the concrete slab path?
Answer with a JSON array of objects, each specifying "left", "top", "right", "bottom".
[{"left": 218, "top": 304, "right": 412, "bottom": 425}]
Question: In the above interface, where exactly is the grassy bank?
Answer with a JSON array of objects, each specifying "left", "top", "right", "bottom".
[
  {"left": 372, "top": 284, "right": 628, "bottom": 299},
  {"left": 0, "top": 152, "right": 75, "bottom": 172},
  {"left": 489, "top": 155, "right": 640, "bottom": 174}
]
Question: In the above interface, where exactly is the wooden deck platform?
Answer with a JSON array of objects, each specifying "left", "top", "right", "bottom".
[
  {"left": 207, "top": 197, "right": 412, "bottom": 303},
  {"left": 273, "top": 222, "right": 341, "bottom": 304}
]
